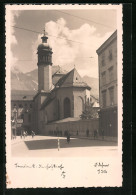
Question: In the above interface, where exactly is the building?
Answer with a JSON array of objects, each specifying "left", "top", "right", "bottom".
[
  {"left": 96, "top": 30, "right": 117, "bottom": 137},
  {"left": 11, "top": 90, "right": 35, "bottom": 135},
  {"left": 11, "top": 31, "right": 99, "bottom": 137}
]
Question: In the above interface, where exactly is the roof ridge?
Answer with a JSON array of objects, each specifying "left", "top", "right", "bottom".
[{"left": 55, "top": 68, "right": 74, "bottom": 87}]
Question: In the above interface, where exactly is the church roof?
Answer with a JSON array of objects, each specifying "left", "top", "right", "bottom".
[
  {"left": 52, "top": 66, "right": 67, "bottom": 76},
  {"left": 55, "top": 68, "right": 91, "bottom": 90},
  {"left": 40, "top": 68, "right": 91, "bottom": 110},
  {"left": 11, "top": 90, "right": 36, "bottom": 101}
]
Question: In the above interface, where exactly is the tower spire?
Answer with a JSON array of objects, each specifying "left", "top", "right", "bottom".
[
  {"left": 41, "top": 28, "right": 48, "bottom": 43},
  {"left": 43, "top": 28, "right": 46, "bottom": 36}
]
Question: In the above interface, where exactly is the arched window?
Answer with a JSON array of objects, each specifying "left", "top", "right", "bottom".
[
  {"left": 64, "top": 97, "right": 71, "bottom": 118},
  {"left": 88, "top": 98, "right": 89, "bottom": 104}
]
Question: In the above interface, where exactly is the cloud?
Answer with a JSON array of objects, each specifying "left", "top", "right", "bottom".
[
  {"left": 10, "top": 10, "right": 21, "bottom": 70},
  {"left": 32, "top": 18, "right": 114, "bottom": 78}
]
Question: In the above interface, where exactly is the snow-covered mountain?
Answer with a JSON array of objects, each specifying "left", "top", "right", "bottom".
[{"left": 11, "top": 67, "right": 99, "bottom": 98}]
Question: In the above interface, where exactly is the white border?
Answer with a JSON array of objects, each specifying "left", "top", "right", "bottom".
[{"left": 6, "top": 4, "right": 123, "bottom": 188}]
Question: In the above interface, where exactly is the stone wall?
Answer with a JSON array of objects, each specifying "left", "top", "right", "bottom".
[{"left": 42, "top": 118, "right": 99, "bottom": 137}]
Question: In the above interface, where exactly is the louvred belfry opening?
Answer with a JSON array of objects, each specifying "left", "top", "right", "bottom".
[{"left": 37, "top": 29, "right": 53, "bottom": 92}]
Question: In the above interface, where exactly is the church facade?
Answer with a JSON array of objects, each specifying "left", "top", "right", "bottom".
[{"left": 11, "top": 31, "right": 99, "bottom": 136}]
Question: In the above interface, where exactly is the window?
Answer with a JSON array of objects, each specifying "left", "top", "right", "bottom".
[
  {"left": 101, "top": 53, "right": 105, "bottom": 66},
  {"left": 109, "top": 87, "right": 114, "bottom": 106},
  {"left": 102, "top": 90, "right": 107, "bottom": 107},
  {"left": 28, "top": 114, "right": 31, "bottom": 122},
  {"left": 109, "top": 66, "right": 114, "bottom": 82},
  {"left": 87, "top": 98, "right": 89, "bottom": 104},
  {"left": 101, "top": 71, "right": 106, "bottom": 85},
  {"left": 108, "top": 49, "right": 113, "bottom": 61},
  {"left": 64, "top": 98, "right": 71, "bottom": 118},
  {"left": 21, "top": 114, "right": 24, "bottom": 121}
]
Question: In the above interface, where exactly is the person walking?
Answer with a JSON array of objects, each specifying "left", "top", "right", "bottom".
[
  {"left": 25, "top": 131, "right": 28, "bottom": 138},
  {"left": 94, "top": 129, "right": 97, "bottom": 140},
  {"left": 67, "top": 133, "right": 70, "bottom": 144},
  {"left": 23, "top": 131, "right": 26, "bottom": 139},
  {"left": 86, "top": 128, "right": 89, "bottom": 137},
  {"left": 102, "top": 129, "right": 104, "bottom": 140},
  {"left": 31, "top": 131, "right": 35, "bottom": 138}
]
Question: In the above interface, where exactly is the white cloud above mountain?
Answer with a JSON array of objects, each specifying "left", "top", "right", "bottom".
[{"left": 32, "top": 18, "right": 113, "bottom": 78}]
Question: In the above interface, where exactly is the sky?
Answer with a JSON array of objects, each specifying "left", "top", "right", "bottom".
[{"left": 10, "top": 8, "right": 117, "bottom": 78}]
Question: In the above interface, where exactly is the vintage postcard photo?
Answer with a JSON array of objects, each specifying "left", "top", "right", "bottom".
[{"left": 6, "top": 4, "right": 123, "bottom": 188}]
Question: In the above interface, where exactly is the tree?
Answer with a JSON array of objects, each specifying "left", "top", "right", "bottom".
[{"left": 80, "top": 104, "right": 99, "bottom": 120}]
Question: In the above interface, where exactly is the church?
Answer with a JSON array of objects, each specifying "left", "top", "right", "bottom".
[{"left": 11, "top": 31, "right": 99, "bottom": 137}]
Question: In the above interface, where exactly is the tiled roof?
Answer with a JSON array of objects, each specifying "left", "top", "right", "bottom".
[
  {"left": 11, "top": 90, "right": 36, "bottom": 101},
  {"left": 55, "top": 68, "right": 91, "bottom": 89},
  {"left": 41, "top": 68, "right": 91, "bottom": 109},
  {"left": 52, "top": 66, "right": 67, "bottom": 85}
]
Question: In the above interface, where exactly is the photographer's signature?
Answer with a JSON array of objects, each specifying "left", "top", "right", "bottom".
[{"left": 94, "top": 162, "right": 109, "bottom": 174}]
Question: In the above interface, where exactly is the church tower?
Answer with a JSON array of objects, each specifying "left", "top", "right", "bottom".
[{"left": 37, "top": 30, "right": 53, "bottom": 92}]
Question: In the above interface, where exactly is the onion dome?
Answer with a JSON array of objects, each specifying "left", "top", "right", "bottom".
[{"left": 37, "top": 30, "right": 52, "bottom": 51}]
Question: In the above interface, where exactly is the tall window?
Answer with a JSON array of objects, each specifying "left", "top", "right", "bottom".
[
  {"left": 109, "top": 87, "right": 114, "bottom": 106},
  {"left": 102, "top": 90, "right": 107, "bottom": 108},
  {"left": 109, "top": 66, "right": 114, "bottom": 82},
  {"left": 101, "top": 53, "right": 105, "bottom": 66},
  {"left": 64, "top": 98, "right": 71, "bottom": 118},
  {"left": 101, "top": 71, "right": 106, "bottom": 85}
]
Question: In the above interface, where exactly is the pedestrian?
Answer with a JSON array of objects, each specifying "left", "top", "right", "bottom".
[
  {"left": 94, "top": 129, "right": 97, "bottom": 140},
  {"left": 102, "top": 129, "right": 104, "bottom": 140},
  {"left": 25, "top": 131, "right": 28, "bottom": 137},
  {"left": 23, "top": 131, "right": 26, "bottom": 139},
  {"left": 96, "top": 129, "right": 98, "bottom": 138},
  {"left": 86, "top": 128, "right": 89, "bottom": 137},
  {"left": 31, "top": 131, "right": 35, "bottom": 138},
  {"left": 76, "top": 130, "right": 78, "bottom": 136},
  {"left": 67, "top": 133, "right": 70, "bottom": 144}
]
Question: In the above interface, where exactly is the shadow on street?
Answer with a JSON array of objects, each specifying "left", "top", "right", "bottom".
[{"left": 24, "top": 138, "right": 117, "bottom": 150}]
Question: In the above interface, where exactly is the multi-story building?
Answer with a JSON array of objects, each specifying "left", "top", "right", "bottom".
[
  {"left": 11, "top": 90, "right": 35, "bottom": 135},
  {"left": 96, "top": 30, "right": 117, "bottom": 137}
]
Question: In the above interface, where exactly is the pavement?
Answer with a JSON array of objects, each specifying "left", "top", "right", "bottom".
[{"left": 11, "top": 135, "right": 118, "bottom": 158}]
